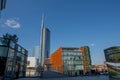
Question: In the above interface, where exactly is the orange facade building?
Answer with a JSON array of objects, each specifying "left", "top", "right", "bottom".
[
  {"left": 50, "top": 47, "right": 91, "bottom": 76},
  {"left": 50, "top": 47, "right": 63, "bottom": 73}
]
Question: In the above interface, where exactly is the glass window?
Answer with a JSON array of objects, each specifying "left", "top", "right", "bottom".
[
  {"left": 7, "top": 61, "right": 13, "bottom": 66},
  {"left": 22, "top": 49, "right": 24, "bottom": 53},
  {"left": 21, "top": 54, "right": 25, "bottom": 62},
  {"left": 10, "top": 41, "right": 15, "bottom": 48},
  {"left": 7, "top": 66, "right": 12, "bottom": 71},
  {"left": 8, "top": 49, "right": 14, "bottom": 59},
  {"left": 18, "top": 46, "right": 22, "bottom": 52},
  {"left": 62, "top": 50, "right": 84, "bottom": 72},
  {"left": 0, "top": 38, "right": 9, "bottom": 46},
  {"left": 27, "top": 61, "right": 30, "bottom": 65},
  {"left": 0, "top": 47, "right": 8, "bottom": 57},
  {"left": 75, "top": 65, "right": 83, "bottom": 70}
]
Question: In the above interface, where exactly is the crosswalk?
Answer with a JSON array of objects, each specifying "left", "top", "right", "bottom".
[{"left": 17, "top": 75, "right": 109, "bottom": 80}]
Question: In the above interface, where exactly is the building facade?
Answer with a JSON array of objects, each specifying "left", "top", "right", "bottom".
[
  {"left": 32, "top": 46, "right": 40, "bottom": 66},
  {"left": 0, "top": 37, "right": 28, "bottom": 79},
  {"left": 26, "top": 57, "right": 37, "bottom": 77},
  {"left": 104, "top": 46, "right": 120, "bottom": 80},
  {"left": 40, "top": 16, "right": 50, "bottom": 66},
  {"left": 50, "top": 47, "right": 84, "bottom": 76},
  {"left": 80, "top": 46, "right": 91, "bottom": 74},
  {"left": 33, "top": 46, "right": 40, "bottom": 59},
  {"left": 27, "top": 57, "right": 36, "bottom": 68}
]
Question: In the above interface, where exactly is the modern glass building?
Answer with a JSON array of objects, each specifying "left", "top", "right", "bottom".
[
  {"left": 0, "top": 37, "right": 28, "bottom": 79},
  {"left": 104, "top": 46, "right": 120, "bottom": 80},
  {"left": 50, "top": 47, "right": 84, "bottom": 76},
  {"left": 80, "top": 46, "right": 91, "bottom": 74},
  {"left": 33, "top": 46, "right": 40, "bottom": 59},
  {"left": 32, "top": 46, "right": 40, "bottom": 66},
  {"left": 40, "top": 16, "right": 50, "bottom": 66},
  {"left": 62, "top": 48, "right": 84, "bottom": 76}
]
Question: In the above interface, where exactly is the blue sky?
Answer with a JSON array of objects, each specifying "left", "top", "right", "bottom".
[{"left": 0, "top": 0, "right": 120, "bottom": 65}]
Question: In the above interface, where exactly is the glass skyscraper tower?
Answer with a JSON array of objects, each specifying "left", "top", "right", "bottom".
[
  {"left": 40, "top": 16, "right": 50, "bottom": 66},
  {"left": 33, "top": 46, "right": 40, "bottom": 67}
]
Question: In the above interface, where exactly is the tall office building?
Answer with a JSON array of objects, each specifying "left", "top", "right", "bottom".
[
  {"left": 40, "top": 16, "right": 50, "bottom": 66},
  {"left": 33, "top": 46, "right": 40, "bottom": 59},
  {"left": 32, "top": 46, "right": 40, "bottom": 66}
]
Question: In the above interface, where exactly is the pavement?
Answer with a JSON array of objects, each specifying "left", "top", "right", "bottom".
[
  {"left": 16, "top": 75, "right": 109, "bottom": 80},
  {"left": 16, "top": 71, "right": 109, "bottom": 80},
  {"left": 42, "top": 71, "right": 67, "bottom": 78}
]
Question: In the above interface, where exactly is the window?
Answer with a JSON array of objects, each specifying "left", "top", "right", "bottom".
[
  {"left": 10, "top": 41, "right": 15, "bottom": 48},
  {"left": 27, "top": 61, "right": 30, "bottom": 65},
  {"left": 0, "top": 47, "right": 8, "bottom": 57}
]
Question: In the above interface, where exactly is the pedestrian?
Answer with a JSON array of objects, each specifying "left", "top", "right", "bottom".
[{"left": 95, "top": 68, "right": 99, "bottom": 75}]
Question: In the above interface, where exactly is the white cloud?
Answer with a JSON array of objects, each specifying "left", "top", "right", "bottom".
[
  {"left": 90, "top": 43, "right": 95, "bottom": 47},
  {"left": 5, "top": 18, "right": 20, "bottom": 28}
]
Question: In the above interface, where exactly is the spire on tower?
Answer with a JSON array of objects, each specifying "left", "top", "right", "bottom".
[{"left": 41, "top": 15, "right": 44, "bottom": 28}]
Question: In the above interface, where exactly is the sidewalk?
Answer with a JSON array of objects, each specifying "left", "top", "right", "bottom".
[
  {"left": 16, "top": 75, "right": 109, "bottom": 80},
  {"left": 16, "top": 71, "right": 109, "bottom": 80},
  {"left": 42, "top": 71, "right": 66, "bottom": 78}
]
